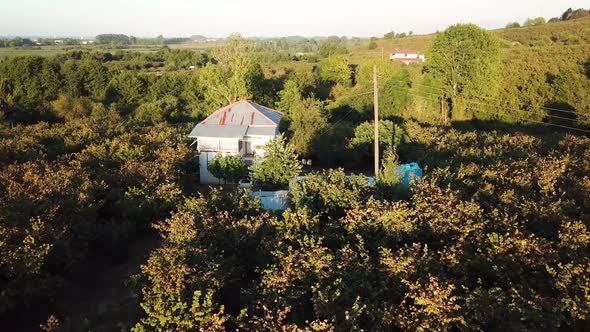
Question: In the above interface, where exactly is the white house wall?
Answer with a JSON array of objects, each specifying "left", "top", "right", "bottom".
[
  {"left": 199, "top": 151, "right": 240, "bottom": 184},
  {"left": 196, "top": 135, "right": 278, "bottom": 184},
  {"left": 198, "top": 138, "right": 239, "bottom": 154},
  {"left": 247, "top": 135, "right": 275, "bottom": 156}
]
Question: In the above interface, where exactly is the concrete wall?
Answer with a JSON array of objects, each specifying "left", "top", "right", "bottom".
[{"left": 250, "top": 190, "right": 289, "bottom": 211}]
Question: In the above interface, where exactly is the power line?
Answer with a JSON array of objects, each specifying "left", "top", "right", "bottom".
[
  {"left": 324, "top": 84, "right": 590, "bottom": 134},
  {"left": 325, "top": 90, "right": 374, "bottom": 127},
  {"left": 406, "top": 87, "right": 589, "bottom": 124},
  {"left": 411, "top": 81, "right": 589, "bottom": 117},
  {"left": 385, "top": 86, "right": 590, "bottom": 134}
]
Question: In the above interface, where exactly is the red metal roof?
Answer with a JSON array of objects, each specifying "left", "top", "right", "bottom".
[{"left": 200, "top": 100, "right": 282, "bottom": 127}]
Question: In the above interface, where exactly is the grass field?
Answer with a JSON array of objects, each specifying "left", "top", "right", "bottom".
[{"left": 0, "top": 41, "right": 223, "bottom": 59}]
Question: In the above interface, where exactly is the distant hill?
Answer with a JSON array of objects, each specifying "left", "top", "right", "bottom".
[{"left": 496, "top": 15, "right": 590, "bottom": 46}]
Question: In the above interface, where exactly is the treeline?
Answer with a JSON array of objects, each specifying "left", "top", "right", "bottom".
[
  {"left": 0, "top": 37, "right": 36, "bottom": 48},
  {"left": 384, "top": 30, "right": 414, "bottom": 39},
  {"left": 0, "top": 49, "right": 211, "bottom": 124},
  {"left": 95, "top": 34, "right": 191, "bottom": 45},
  {"left": 505, "top": 7, "right": 590, "bottom": 29},
  {"left": 255, "top": 35, "right": 360, "bottom": 57}
]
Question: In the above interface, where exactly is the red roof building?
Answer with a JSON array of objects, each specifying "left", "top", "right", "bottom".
[{"left": 389, "top": 49, "right": 425, "bottom": 65}]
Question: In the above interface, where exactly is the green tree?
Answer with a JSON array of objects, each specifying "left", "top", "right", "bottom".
[
  {"left": 426, "top": 24, "right": 500, "bottom": 122},
  {"left": 368, "top": 42, "right": 378, "bottom": 50},
  {"left": 524, "top": 17, "right": 546, "bottom": 26},
  {"left": 318, "top": 41, "right": 348, "bottom": 58},
  {"left": 276, "top": 80, "right": 302, "bottom": 119},
  {"left": 201, "top": 34, "right": 262, "bottom": 107},
  {"left": 379, "top": 69, "right": 413, "bottom": 119},
  {"left": 291, "top": 98, "right": 327, "bottom": 157},
  {"left": 107, "top": 71, "right": 146, "bottom": 106},
  {"left": 50, "top": 95, "right": 93, "bottom": 121},
  {"left": 95, "top": 34, "right": 131, "bottom": 45},
  {"left": 319, "top": 55, "right": 352, "bottom": 86},
  {"left": 251, "top": 134, "right": 302, "bottom": 190},
  {"left": 276, "top": 80, "right": 327, "bottom": 156},
  {"left": 350, "top": 120, "right": 403, "bottom": 161},
  {"left": 505, "top": 22, "right": 521, "bottom": 29},
  {"left": 207, "top": 153, "right": 249, "bottom": 184},
  {"left": 133, "top": 95, "right": 183, "bottom": 124},
  {"left": 79, "top": 55, "right": 110, "bottom": 101}
]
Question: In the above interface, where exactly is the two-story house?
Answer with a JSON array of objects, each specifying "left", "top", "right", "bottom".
[{"left": 188, "top": 100, "right": 283, "bottom": 184}]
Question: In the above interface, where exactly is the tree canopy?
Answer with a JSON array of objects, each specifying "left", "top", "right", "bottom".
[
  {"left": 319, "top": 55, "right": 352, "bottom": 86},
  {"left": 201, "top": 34, "right": 262, "bottom": 107},
  {"left": 207, "top": 153, "right": 249, "bottom": 184},
  {"left": 251, "top": 134, "right": 302, "bottom": 190},
  {"left": 426, "top": 24, "right": 501, "bottom": 121}
]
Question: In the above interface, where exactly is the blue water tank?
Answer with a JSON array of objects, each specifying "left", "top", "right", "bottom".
[{"left": 396, "top": 163, "right": 423, "bottom": 187}]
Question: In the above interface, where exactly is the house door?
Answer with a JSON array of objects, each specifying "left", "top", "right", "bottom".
[{"left": 239, "top": 140, "right": 253, "bottom": 156}]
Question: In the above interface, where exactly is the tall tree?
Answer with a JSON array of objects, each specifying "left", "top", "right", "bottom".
[
  {"left": 277, "top": 80, "right": 327, "bottom": 156},
  {"left": 319, "top": 55, "right": 352, "bottom": 86},
  {"left": 201, "top": 34, "right": 262, "bottom": 107},
  {"left": 426, "top": 24, "right": 500, "bottom": 122}
]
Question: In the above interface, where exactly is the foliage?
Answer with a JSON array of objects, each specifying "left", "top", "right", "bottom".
[
  {"left": 50, "top": 95, "right": 94, "bottom": 121},
  {"left": 201, "top": 34, "right": 262, "bottom": 107},
  {"left": 207, "top": 153, "right": 249, "bottom": 184},
  {"left": 132, "top": 188, "right": 262, "bottom": 331},
  {"left": 427, "top": 24, "right": 501, "bottom": 121},
  {"left": 251, "top": 134, "right": 302, "bottom": 190},
  {"left": 524, "top": 17, "right": 546, "bottom": 27},
  {"left": 380, "top": 69, "right": 413, "bottom": 119},
  {"left": 376, "top": 145, "right": 404, "bottom": 202},
  {"left": 95, "top": 34, "right": 132, "bottom": 45},
  {"left": 276, "top": 80, "right": 328, "bottom": 156},
  {"left": 133, "top": 95, "right": 184, "bottom": 124},
  {"left": 290, "top": 97, "right": 328, "bottom": 157},
  {"left": 349, "top": 120, "right": 404, "bottom": 161},
  {"left": 289, "top": 168, "right": 373, "bottom": 220},
  {"left": 562, "top": 8, "right": 590, "bottom": 21},
  {"left": 0, "top": 120, "right": 197, "bottom": 318},
  {"left": 319, "top": 55, "right": 352, "bottom": 86},
  {"left": 318, "top": 40, "right": 348, "bottom": 58}
]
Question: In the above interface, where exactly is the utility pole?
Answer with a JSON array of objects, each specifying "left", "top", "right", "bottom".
[{"left": 373, "top": 65, "right": 379, "bottom": 178}]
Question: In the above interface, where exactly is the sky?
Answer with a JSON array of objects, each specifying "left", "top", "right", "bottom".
[{"left": 1, "top": 0, "right": 588, "bottom": 38}]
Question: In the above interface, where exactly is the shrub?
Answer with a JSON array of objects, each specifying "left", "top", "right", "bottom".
[
  {"left": 251, "top": 134, "right": 302, "bottom": 190},
  {"left": 207, "top": 153, "right": 249, "bottom": 184}
]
